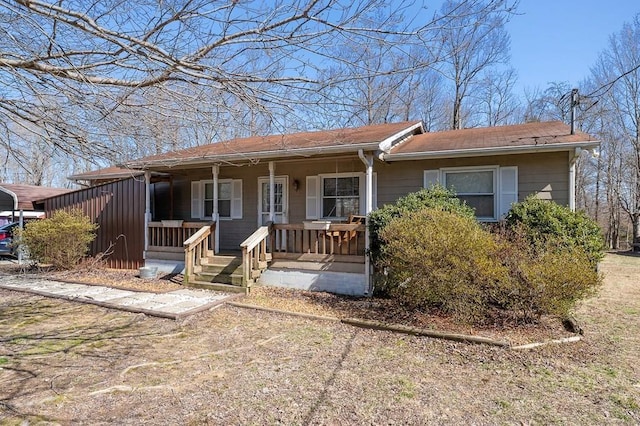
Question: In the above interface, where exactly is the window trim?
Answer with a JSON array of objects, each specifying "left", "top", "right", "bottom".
[
  {"left": 195, "top": 178, "right": 241, "bottom": 220},
  {"left": 442, "top": 166, "right": 498, "bottom": 221},
  {"left": 318, "top": 172, "right": 363, "bottom": 220},
  {"left": 424, "top": 165, "right": 518, "bottom": 222}
]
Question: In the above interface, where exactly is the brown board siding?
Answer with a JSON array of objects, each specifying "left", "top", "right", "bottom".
[{"left": 42, "top": 177, "right": 145, "bottom": 269}]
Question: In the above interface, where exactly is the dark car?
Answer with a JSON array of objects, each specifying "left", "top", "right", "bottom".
[{"left": 0, "top": 222, "right": 20, "bottom": 257}]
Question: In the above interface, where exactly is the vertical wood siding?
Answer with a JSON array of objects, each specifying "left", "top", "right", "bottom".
[{"left": 43, "top": 178, "right": 145, "bottom": 269}]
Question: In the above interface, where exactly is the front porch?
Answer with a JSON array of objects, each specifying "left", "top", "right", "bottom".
[{"left": 144, "top": 220, "right": 369, "bottom": 296}]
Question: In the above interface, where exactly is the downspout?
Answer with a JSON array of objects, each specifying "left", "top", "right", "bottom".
[
  {"left": 569, "top": 148, "right": 582, "bottom": 212},
  {"left": 358, "top": 149, "right": 374, "bottom": 296},
  {"left": 144, "top": 171, "right": 151, "bottom": 260},
  {"left": 212, "top": 165, "right": 220, "bottom": 254}
]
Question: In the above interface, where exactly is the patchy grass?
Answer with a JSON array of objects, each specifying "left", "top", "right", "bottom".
[{"left": 0, "top": 253, "right": 638, "bottom": 424}]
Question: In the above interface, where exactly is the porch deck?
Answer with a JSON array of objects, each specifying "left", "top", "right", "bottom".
[{"left": 144, "top": 221, "right": 369, "bottom": 296}]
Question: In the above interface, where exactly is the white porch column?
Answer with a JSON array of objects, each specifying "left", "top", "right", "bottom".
[
  {"left": 269, "top": 161, "right": 275, "bottom": 223},
  {"left": 212, "top": 165, "right": 220, "bottom": 253},
  {"left": 358, "top": 150, "right": 374, "bottom": 296},
  {"left": 144, "top": 171, "right": 151, "bottom": 260},
  {"left": 569, "top": 148, "right": 580, "bottom": 212}
]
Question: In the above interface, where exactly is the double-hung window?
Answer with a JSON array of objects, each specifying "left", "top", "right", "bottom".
[
  {"left": 322, "top": 175, "right": 360, "bottom": 218},
  {"left": 424, "top": 166, "right": 517, "bottom": 221},
  {"left": 191, "top": 179, "right": 242, "bottom": 220},
  {"left": 305, "top": 172, "right": 376, "bottom": 220}
]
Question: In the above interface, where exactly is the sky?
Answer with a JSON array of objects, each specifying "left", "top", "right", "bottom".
[{"left": 506, "top": 0, "right": 640, "bottom": 94}]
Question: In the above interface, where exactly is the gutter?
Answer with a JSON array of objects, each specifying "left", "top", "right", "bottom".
[
  {"left": 123, "top": 142, "right": 382, "bottom": 170},
  {"left": 381, "top": 140, "right": 601, "bottom": 161}
]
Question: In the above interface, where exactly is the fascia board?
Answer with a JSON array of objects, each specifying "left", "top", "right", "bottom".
[{"left": 383, "top": 141, "right": 601, "bottom": 161}]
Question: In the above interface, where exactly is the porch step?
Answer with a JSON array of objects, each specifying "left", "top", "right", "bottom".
[
  {"left": 193, "top": 271, "right": 244, "bottom": 286},
  {"left": 184, "top": 280, "right": 248, "bottom": 294},
  {"left": 192, "top": 254, "right": 244, "bottom": 286}
]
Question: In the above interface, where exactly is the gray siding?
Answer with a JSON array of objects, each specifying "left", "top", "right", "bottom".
[
  {"left": 376, "top": 152, "right": 570, "bottom": 208},
  {"left": 159, "top": 152, "right": 570, "bottom": 250}
]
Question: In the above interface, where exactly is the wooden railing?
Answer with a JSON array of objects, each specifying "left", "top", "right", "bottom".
[
  {"left": 240, "top": 223, "right": 272, "bottom": 286},
  {"left": 183, "top": 223, "right": 215, "bottom": 283},
  {"left": 271, "top": 222, "right": 366, "bottom": 258},
  {"left": 148, "top": 221, "right": 212, "bottom": 251}
]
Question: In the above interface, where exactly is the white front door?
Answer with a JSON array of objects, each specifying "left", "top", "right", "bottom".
[{"left": 258, "top": 176, "right": 288, "bottom": 226}]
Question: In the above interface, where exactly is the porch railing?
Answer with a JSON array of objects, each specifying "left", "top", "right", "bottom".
[
  {"left": 240, "top": 223, "right": 272, "bottom": 286},
  {"left": 148, "top": 221, "right": 212, "bottom": 252},
  {"left": 183, "top": 223, "right": 215, "bottom": 283},
  {"left": 271, "top": 222, "right": 366, "bottom": 259}
]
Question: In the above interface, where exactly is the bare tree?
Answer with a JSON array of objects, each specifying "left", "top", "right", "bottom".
[
  {"left": 434, "top": 0, "right": 516, "bottom": 130},
  {"left": 585, "top": 14, "right": 640, "bottom": 250},
  {"left": 471, "top": 67, "right": 520, "bottom": 126},
  {"left": 1, "top": 0, "right": 427, "bottom": 167}
]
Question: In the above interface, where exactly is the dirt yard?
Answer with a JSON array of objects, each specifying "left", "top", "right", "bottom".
[{"left": 1, "top": 253, "right": 639, "bottom": 424}]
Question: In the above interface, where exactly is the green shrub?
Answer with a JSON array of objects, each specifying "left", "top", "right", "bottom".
[
  {"left": 504, "top": 196, "right": 605, "bottom": 265},
  {"left": 379, "top": 208, "right": 508, "bottom": 323},
  {"left": 368, "top": 185, "right": 475, "bottom": 264},
  {"left": 379, "top": 208, "right": 603, "bottom": 325},
  {"left": 17, "top": 209, "right": 98, "bottom": 270},
  {"left": 492, "top": 228, "right": 603, "bottom": 323}
]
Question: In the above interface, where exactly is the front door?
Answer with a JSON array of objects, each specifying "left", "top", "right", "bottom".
[{"left": 258, "top": 176, "right": 288, "bottom": 226}]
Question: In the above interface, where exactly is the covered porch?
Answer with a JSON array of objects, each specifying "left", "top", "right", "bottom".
[{"left": 140, "top": 154, "right": 375, "bottom": 296}]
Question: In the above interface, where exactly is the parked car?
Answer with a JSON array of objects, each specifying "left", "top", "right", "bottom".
[{"left": 0, "top": 222, "right": 20, "bottom": 257}]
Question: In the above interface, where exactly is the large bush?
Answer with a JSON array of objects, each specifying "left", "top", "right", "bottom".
[
  {"left": 379, "top": 208, "right": 508, "bottom": 323},
  {"left": 368, "top": 185, "right": 474, "bottom": 263},
  {"left": 379, "top": 207, "right": 603, "bottom": 325},
  {"left": 504, "top": 196, "right": 605, "bottom": 265},
  {"left": 17, "top": 209, "right": 98, "bottom": 269}
]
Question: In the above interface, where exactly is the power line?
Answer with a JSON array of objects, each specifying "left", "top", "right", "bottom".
[{"left": 582, "top": 62, "right": 640, "bottom": 99}]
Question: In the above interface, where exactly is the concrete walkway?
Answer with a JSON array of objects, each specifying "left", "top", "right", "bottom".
[{"left": 0, "top": 274, "right": 238, "bottom": 319}]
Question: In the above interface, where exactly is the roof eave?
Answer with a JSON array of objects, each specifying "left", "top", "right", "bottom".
[
  {"left": 124, "top": 142, "right": 383, "bottom": 170},
  {"left": 383, "top": 140, "right": 601, "bottom": 161},
  {"left": 0, "top": 186, "right": 19, "bottom": 210}
]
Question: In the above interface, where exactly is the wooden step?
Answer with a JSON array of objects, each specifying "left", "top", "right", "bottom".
[
  {"left": 184, "top": 280, "right": 248, "bottom": 294},
  {"left": 193, "top": 271, "right": 244, "bottom": 286}
]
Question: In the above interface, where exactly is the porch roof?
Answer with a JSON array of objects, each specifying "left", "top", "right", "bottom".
[
  {"left": 385, "top": 121, "right": 600, "bottom": 160},
  {"left": 122, "top": 121, "right": 424, "bottom": 170},
  {"left": 0, "top": 183, "right": 71, "bottom": 211}
]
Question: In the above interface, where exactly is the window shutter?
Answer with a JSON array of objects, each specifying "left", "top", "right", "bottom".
[
  {"left": 423, "top": 170, "right": 440, "bottom": 188},
  {"left": 499, "top": 166, "right": 518, "bottom": 218},
  {"left": 191, "top": 181, "right": 202, "bottom": 219},
  {"left": 230, "top": 179, "right": 243, "bottom": 219},
  {"left": 306, "top": 176, "right": 319, "bottom": 219}
]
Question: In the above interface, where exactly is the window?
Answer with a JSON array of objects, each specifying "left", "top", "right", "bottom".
[
  {"left": 306, "top": 172, "right": 377, "bottom": 220},
  {"left": 322, "top": 175, "right": 360, "bottom": 218},
  {"left": 424, "top": 166, "right": 518, "bottom": 221},
  {"left": 204, "top": 181, "right": 231, "bottom": 218},
  {"left": 191, "top": 179, "right": 242, "bottom": 220},
  {"left": 444, "top": 169, "right": 496, "bottom": 219}
]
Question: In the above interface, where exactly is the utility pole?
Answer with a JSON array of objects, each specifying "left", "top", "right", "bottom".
[{"left": 570, "top": 88, "right": 579, "bottom": 135}]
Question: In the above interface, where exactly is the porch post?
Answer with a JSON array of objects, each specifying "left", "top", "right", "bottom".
[
  {"left": 358, "top": 150, "right": 374, "bottom": 296},
  {"left": 569, "top": 148, "right": 580, "bottom": 211},
  {"left": 269, "top": 161, "right": 275, "bottom": 223},
  {"left": 144, "top": 171, "right": 151, "bottom": 260},
  {"left": 212, "top": 164, "right": 220, "bottom": 253}
]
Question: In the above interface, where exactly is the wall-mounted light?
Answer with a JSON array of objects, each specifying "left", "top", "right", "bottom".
[{"left": 293, "top": 179, "right": 300, "bottom": 191}]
